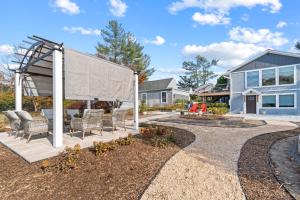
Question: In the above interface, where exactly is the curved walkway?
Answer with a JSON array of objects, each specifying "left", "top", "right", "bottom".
[{"left": 141, "top": 120, "right": 298, "bottom": 200}]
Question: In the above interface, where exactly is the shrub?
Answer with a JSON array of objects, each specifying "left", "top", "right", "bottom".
[
  {"left": 206, "top": 103, "right": 228, "bottom": 108},
  {"left": 139, "top": 100, "right": 147, "bottom": 113},
  {"left": 140, "top": 127, "right": 156, "bottom": 138},
  {"left": 151, "top": 138, "right": 170, "bottom": 149},
  {"left": 208, "top": 107, "right": 229, "bottom": 115},
  {"left": 93, "top": 141, "right": 117, "bottom": 156},
  {"left": 41, "top": 160, "right": 50, "bottom": 171},
  {"left": 116, "top": 134, "right": 134, "bottom": 146},
  {"left": 58, "top": 144, "right": 81, "bottom": 171},
  {"left": 165, "top": 134, "right": 176, "bottom": 143}
]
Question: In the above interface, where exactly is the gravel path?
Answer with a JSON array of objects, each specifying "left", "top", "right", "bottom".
[{"left": 141, "top": 120, "right": 298, "bottom": 200}]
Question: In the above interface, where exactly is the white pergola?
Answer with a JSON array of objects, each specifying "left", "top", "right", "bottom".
[{"left": 13, "top": 35, "right": 139, "bottom": 148}]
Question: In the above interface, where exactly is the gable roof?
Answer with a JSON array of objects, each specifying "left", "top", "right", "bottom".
[
  {"left": 229, "top": 49, "right": 300, "bottom": 73},
  {"left": 139, "top": 78, "right": 174, "bottom": 91}
]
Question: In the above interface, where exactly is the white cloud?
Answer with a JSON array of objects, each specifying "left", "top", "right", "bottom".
[
  {"left": 157, "top": 67, "right": 186, "bottom": 74},
  {"left": 145, "top": 36, "right": 166, "bottom": 45},
  {"left": 182, "top": 41, "right": 266, "bottom": 68},
  {"left": 276, "top": 21, "right": 287, "bottom": 28},
  {"left": 63, "top": 26, "right": 101, "bottom": 36},
  {"left": 109, "top": 0, "right": 127, "bottom": 17},
  {"left": 0, "top": 44, "right": 14, "bottom": 55},
  {"left": 53, "top": 0, "right": 80, "bottom": 15},
  {"left": 229, "top": 26, "right": 289, "bottom": 47},
  {"left": 241, "top": 14, "right": 249, "bottom": 21},
  {"left": 168, "top": 0, "right": 282, "bottom": 14},
  {"left": 192, "top": 12, "right": 230, "bottom": 25}
]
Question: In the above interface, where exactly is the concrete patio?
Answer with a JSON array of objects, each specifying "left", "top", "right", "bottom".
[
  {"left": 0, "top": 112, "right": 177, "bottom": 163},
  {"left": 0, "top": 126, "right": 138, "bottom": 163}
]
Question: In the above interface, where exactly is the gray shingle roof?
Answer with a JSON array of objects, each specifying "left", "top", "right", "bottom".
[{"left": 139, "top": 78, "right": 173, "bottom": 91}]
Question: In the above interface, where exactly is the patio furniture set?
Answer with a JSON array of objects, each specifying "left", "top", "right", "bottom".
[{"left": 3, "top": 108, "right": 128, "bottom": 143}]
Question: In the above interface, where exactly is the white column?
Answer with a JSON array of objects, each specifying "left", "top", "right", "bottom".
[
  {"left": 87, "top": 100, "right": 91, "bottom": 109},
  {"left": 15, "top": 71, "right": 22, "bottom": 111},
  {"left": 53, "top": 49, "right": 63, "bottom": 148},
  {"left": 133, "top": 72, "right": 139, "bottom": 130}
]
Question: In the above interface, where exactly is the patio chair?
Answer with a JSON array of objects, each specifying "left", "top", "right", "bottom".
[
  {"left": 112, "top": 108, "right": 128, "bottom": 133},
  {"left": 70, "top": 109, "right": 104, "bottom": 139},
  {"left": 41, "top": 109, "right": 53, "bottom": 131},
  {"left": 2, "top": 110, "right": 21, "bottom": 137},
  {"left": 15, "top": 110, "right": 49, "bottom": 143}
]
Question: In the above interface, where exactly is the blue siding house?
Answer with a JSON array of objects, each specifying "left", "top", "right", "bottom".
[{"left": 228, "top": 50, "right": 300, "bottom": 115}]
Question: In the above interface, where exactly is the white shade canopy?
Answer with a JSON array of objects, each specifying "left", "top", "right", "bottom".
[{"left": 17, "top": 36, "right": 134, "bottom": 102}]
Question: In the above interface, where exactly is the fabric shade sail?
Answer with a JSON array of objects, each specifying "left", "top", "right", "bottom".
[
  {"left": 64, "top": 48, "right": 134, "bottom": 102},
  {"left": 23, "top": 47, "right": 134, "bottom": 102}
]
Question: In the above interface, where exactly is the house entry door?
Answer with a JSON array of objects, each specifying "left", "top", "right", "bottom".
[{"left": 246, "top": 95, "right": 256, "bottom": 114}]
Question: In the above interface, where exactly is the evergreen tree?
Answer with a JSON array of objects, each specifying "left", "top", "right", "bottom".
[
  {"left": 295, "top": 41, "right": 300, "bottom": 50},
  {"left": 96, "top": 20, "right": 154, "bottom": 82},
  {"left": 178, "top": 55, "right": 218, "bottom": 89}
]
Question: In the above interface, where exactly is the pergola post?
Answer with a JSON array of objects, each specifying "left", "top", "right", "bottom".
[
  {"left": 53, "top": 49, "right": 63, "bottom": 148},
  {"left": 15, "top": 71, "right": 22, "bottom": 111},
  {"left": 133, "top": 72, "right": 139, "bottom": 130},
  {"left": 87, "top": 100, "right": 91, "bottom": 109}
]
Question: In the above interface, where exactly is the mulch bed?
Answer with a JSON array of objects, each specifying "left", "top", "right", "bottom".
[
  {"left": 238, "top": 128, "right": 300, "bottom": 200},
  {"left": 156, "top": 115, "right": 266, "bottom": 128},
  {"left": 0, "top": 126, "right": 195, "bottom": 200}
]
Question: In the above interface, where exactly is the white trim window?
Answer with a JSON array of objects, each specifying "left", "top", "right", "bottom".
[
  {"left": 279, "top": 94, "right": 295, "bottom": 108},
  {"left": 246, "top": 71, "right": 259, "bottom": 88},
  {"left": 141, "top": 93, "right": 147, "bottom": 104},
  {"left": 261, "top": 93, "right": 296, "bottom": 109},
  {"left": 161, "top": 91, "right": 167, "bottom": 103},
  {"left": 245, "top": 64, "right": 296, "bottom": 89},
  {"left": 262, "top": 68, "right": 276, "bottom": 86},
  {"left": 278, "top": 66, "right": 295, "bottom": 85},
  {"left": 262, "top": 95, "right": 276, "bottom": 108}
]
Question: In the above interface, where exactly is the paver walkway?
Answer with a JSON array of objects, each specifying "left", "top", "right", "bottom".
[{"left": 141, "top": 120, "right": 298, "bottom": 200}]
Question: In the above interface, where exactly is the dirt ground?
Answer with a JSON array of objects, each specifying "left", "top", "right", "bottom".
[
  {"left": 0, "top": 126, "right": 195, "bottom": 200},
  {"left": 238, "top": 128, "right": 299, "bottom": 200}
]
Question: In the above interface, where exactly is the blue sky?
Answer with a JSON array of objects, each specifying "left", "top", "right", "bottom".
[{"left": 0, "top": 0, "right": 299, "bottom": 82}]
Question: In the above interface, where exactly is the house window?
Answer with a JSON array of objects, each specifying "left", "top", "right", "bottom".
[
  {"left": 247, "top": 71, "right": 259, "bottom": 88},
  {"left": 262, "top": 68, "right": 276, "bottom": 86},
  {"left": 161, "top": 91, "right": 167, "bottom": 103},
  {"left": 279, "top": 94, "right": 295, "bottom": 108},
  {"left": 262, "top": 95, "right": 276, "bottom": 108},
  {"left": 279, "top": 66, "right": 294, "bottom": 85},
  {"left": 141, "top": 93, "right": 147, "bottom": 104}
]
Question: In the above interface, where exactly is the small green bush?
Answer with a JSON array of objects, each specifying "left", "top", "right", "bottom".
[{"left": 208, "top": 107, "right": 229, "bottom": 115}]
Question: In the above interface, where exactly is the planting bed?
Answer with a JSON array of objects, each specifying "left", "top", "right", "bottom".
[
  {"left": 156, "top": 115, "right": 266, "bottom": 128},
  {"left": 0, "top": 125, "right": 195, "bottom": 200},
  {"left": 238, "top": 128, "right": 299, "bottom": 200}
]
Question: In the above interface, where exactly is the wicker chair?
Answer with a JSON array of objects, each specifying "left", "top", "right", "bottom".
[
  {"left": 15, "top": 111, "right": 49, "bottom": 143},
  {"left": 2, "top": 111, "right": 21, "bottom": 137},
  {"left": 70, "top": 109, "right": 104, "bottom": 139},
  {"left": 41, "top": 109, "right": 53, "bottom": 131},
  {"left": 112, "top": 108, "right": 128, "bottom": 133}
]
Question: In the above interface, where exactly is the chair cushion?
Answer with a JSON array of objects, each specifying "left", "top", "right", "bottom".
[
  {"left": 16, "top": 110, "right": 33, "bottom": 121},
  {"left": 41, "top": 109, "right": 53, "bottom": 120},
  {"left": 3, "top": 110, "right": 19, "bottom": 120}
]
